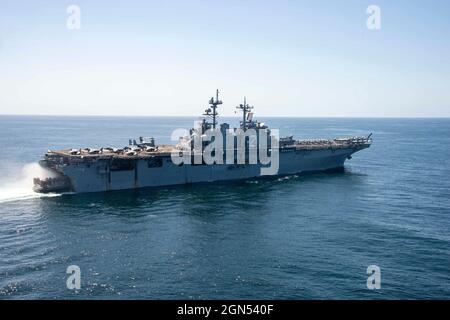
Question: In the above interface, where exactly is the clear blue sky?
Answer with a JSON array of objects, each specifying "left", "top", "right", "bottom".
[{"left": 0, "top": 0, "right": 449, "bottom": 116}]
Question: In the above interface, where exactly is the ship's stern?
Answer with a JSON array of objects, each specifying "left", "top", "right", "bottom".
[{"left": 33, "top": 157, "right": 73, "bottom": 193}]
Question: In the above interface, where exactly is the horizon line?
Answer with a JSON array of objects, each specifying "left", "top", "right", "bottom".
[{"left": 0, "top": 113, "right": 449, "bottom": 119}]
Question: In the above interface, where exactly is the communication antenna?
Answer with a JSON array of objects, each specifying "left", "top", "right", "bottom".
[
  {"left": 236, "top": 97, "right": 253, "bottom": 131},
  {"left": 203, "top": 89, "right": 222, "bottom": 129}
]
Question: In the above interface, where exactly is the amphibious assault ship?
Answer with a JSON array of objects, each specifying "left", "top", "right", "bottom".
[{"left": 33, "top": 91, "right": 372, "bottom": 193}]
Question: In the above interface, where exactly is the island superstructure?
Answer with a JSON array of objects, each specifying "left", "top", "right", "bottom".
[{"left": 33, "top": 91, "right": 372, "bottom": 193}]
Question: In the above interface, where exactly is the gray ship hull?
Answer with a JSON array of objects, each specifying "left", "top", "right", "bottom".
[
  {"left": 34, "top": 91, "right": 373, "bottom": 194},
  {"left": 53, "top": 146, "right": 364, "bottom": 194}
]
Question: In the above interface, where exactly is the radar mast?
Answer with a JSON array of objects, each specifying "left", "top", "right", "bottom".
[
  {"left": 236, "top": 97, "right": 253, "bottom": 131},
  {"left": 203, "top": 89, "right": 222, "bottom": 129}
]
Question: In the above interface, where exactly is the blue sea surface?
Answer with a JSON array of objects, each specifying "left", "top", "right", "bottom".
[{"left": 0, "top": 116, "right": 449, "bottom": 299}]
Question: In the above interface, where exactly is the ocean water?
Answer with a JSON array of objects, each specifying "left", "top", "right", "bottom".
[{"left": 0, "top": 116, "right": 449, "bottom": 299}]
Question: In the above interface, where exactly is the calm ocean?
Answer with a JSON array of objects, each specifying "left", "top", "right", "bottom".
[{"left": 0, "top": 116, "right": 449, "bottom": 299}]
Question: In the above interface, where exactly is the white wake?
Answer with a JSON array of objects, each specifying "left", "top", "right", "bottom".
[{"left": 0, "top": 163, "right": 61, "bottom": 204}]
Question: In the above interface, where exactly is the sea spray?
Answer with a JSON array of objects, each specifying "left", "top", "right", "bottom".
[{"left": 0, "top": 163, "right": 59, "bottom": 203}]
